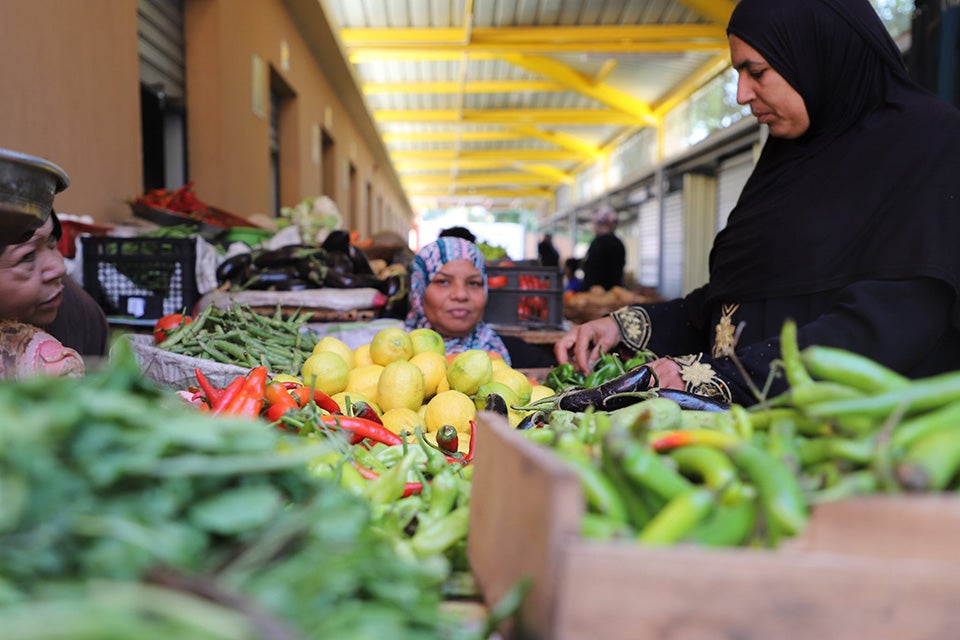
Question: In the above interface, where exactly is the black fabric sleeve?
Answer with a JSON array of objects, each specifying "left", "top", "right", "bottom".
[
  {"left": 44, "top": 275, "right": 111, "bottom": 357},
  {"left": 499, "top": 334, "right": 558, "bottom": 369},
  {"left": 692, "top": 279, "right": 955, "bottom": 406},
  {"left": 611, "top": 285, "right": 712, "bottom": 357}
]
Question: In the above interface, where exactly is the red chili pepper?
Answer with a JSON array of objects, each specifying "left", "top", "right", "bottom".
[
  {"left": 352, "top": 400, "right": 383, "bottom": 425},
  {"left": 317, "top": 414, "right": 402, "bottom": 446},
  {"left": 211, "top": 375, "right": 245, "bottom": 412},
  {"left": 349, "top": 459, "right": 423, "bottom": 497},
  {"left": 650, "top": 429, "right": 738, "bottom": 452},
  {"left": 194, "top": 368, "right": 224, "bottom": 407},
  {"left": 465, "top": 419, "right": 477, "bottom": 463},
  {"left": 291, "top": 386, "right": 342, "bottom": 414},
  {"left": 214, "top": 366, "right": 268, "bottom": 418},
  {"left": 264, "top": 381, "right": 300, "bottom": 422}
]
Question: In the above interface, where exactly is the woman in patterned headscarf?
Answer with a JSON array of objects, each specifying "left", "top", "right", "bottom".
[{"left": 404, "top": 236, "right": 511, "bottom": 364}]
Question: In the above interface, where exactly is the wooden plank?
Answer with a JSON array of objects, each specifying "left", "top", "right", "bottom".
[
  {"left": 555, "top": 543, "right": 960, "bottom": 640},
  {"left": 467, "top": 412, "right": 584, "bottom": 639},
  {"left": 793, "top": 494, "right": 960, "bottom": 562},
  {"left": 469, "top": 416, "right": 960, "bottom": 639}
]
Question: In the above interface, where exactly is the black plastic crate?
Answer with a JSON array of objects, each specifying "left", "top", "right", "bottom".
[
  {"left": 484, "top": 265, "right": 564, "bottom": 328},
  {"left": 81, "top": 236, "right": 199, "bottom": 320}
]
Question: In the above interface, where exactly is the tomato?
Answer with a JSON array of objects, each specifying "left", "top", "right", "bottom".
[
  {"left": 487, "top": 275, "right": 509, "bottom": 288},
  {"left": 153, "top": 313, "right": 192, "bottom": 344}
]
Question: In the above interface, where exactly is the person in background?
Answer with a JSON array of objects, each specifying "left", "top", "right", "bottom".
[
  {"left": 405, "top": 237, "right": 556, "bottom": 369},
  {"left": 0, "top": 211, "right": 109, "bottom": 358},
  {"left": 437, "top": 226, "right": 477, "bottom": 243},
  {"left": 564, "top": 257, "right": 583, "bottom": 293},
  {"left": 580, "top": 205, "right": 625, "bottom": 291},
  {"left": 555, "top": 0, "right": 960, "bottom": 407},
  {"left": 537, "top": 233, "right": 560, "bottom": 267}
]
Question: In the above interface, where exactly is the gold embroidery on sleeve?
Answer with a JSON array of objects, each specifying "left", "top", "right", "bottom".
[
  {"left": 611, "top": 305, "right": 652, "bottom": 352},
  {"left": 669, "top": 353, "right": 733, "bottom": 404},
  {"left": 713, "top": 303, "right": 740, "bottom": 358}
]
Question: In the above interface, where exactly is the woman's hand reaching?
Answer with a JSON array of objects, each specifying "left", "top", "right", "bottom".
[{"left": 554, "top": 316, "right": 622, "bottom": 374}]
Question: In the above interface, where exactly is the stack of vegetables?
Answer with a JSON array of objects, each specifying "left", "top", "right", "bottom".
[
  {"left": 0, "top": 339, "right": 502, "bottom": 639},
  {"left": 517, "top": 319, "right": 960, "bottom": 547}
]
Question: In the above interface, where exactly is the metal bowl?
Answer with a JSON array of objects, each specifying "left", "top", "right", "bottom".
[{"left": 0, "top": 148, "right": 70, "bottom": 242}]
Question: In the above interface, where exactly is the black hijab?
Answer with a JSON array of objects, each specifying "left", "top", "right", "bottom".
[{"left": 710, "top": 0, "right": 960, "bottom": 326}]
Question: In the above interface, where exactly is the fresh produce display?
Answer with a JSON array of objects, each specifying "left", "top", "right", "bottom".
[
  {"left": 545, "top": 350, "right": 655, "bottom": 394},
  {"left": 514, "top": 319, "right": 960, "bottom": 548},
  {"left": 0, "top": 339, "right": 488, "bottom": 639},
  {"left": 153, "top": 305, "right": 318, "bottom": 372}
]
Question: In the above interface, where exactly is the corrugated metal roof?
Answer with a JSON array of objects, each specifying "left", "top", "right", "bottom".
[{"left": 320, "top": 0, "right": 736, "bottom": 213}]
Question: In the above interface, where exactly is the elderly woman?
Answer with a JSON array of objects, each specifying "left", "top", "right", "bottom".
[
  {"left": 405, "top": 237, "right": 556, "bottom": 368},
  {"left": 556, "top": 0, "right": 960, "bottom": 406}
]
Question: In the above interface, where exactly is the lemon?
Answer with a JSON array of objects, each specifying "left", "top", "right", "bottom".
[
  {"left": 530, "top": 384, "right": 555, "bottom": 403},
  {"left": 491, "top": 366, "right": 534, "bottom": 405},
  {"left": 300, "top": 351, "right": 349, "bottom": 396},
  {"left": 446, "top": 349, "right": 493, "bottom": 396},
  {"left": 436, "top": 375, "right": 450, "bottom": 394},
  {"left": 330, "top": 391, "right": 381, "bottom": 415},
  {"left": 313, "top": 335, "right": 355, "bottom": 369},
  {"left": 353, "top": 343, "right": 374, "bottom": 367},
  {"left": 409, "top": 351, "right": 448, "bottom": 399},
  {"left": 490, "top": 357, "right": 510, "bottom": 374},
  {"left": 474, "top": 381, "right": 520, "bottom": 412},
  {"left": 345, "top": 363, "right": 385, "bottom": 405},
  {"left": 370, "top": 327, "right": 414, "bottom": 366},
  {"left": 425, "top": 390, "right": 476, "bottom": 434},
  {"left": 380, "top": 407, "right": 425, "bottom": 441},
  {"left": 409, "top": 327, "right": 446, "bottom": 356},
  {"left": 377, "top": 359, "right": 425, "bottom": 412},
  {"left": 270, "top": 373, "right": 303, "bottom": 385}
]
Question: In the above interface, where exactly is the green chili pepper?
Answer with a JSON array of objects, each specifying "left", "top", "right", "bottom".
[
  {"left": 410, "top": 504, "right": 471, "bottom": 557},
  {"left": 780, "top": 318, "right": 814, "bottom": 388},
  {"left": 364, "top": 448, "right": 420, "bottom": 505},
  {"left": 668, "top": 444, "right": 755, "bottom": 507},
  {"left": 726, "top": 441, "right": 808, "bottom": 540},
  {"left": 581, "top": 512, "right": 633, "bottom": 540},
  {"left": 637, "top": 487, "right": 715, "bottom": 545},
  {"left": 685, "top": 498, "right": 757, "bottom": 547},
  {"left": 555, "top": 447, "right": 629, "bottom": 523},
  {"left": 425, "top": 467, "right": 460, "bottom": 520},
  {"left": 608, "top": 430, "right": 693, "bottom": 501}
]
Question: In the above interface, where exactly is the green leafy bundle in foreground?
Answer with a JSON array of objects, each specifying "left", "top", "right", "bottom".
[{"left": 0, "top": 340, "right": 477, "bottom": 639}]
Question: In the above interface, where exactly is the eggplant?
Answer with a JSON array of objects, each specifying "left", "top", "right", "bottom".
[
  {"left": 600, "top": 393, "right": 650, "bottom": 411},
  {"left": 253, "top": 244, "right": 324, "bottom": 269},
  {"left": 484, "top": 392, "right": 509, "bottom": 417},
  {"left": 243, "top": 265, "right": 304, "bottom": 290},
  {"left": 556, "top": 365, "right": 655, "bottom": 413},
  {"left": 516, "top": 409, "right": 547, "bottom": 430},
  {"left": 325, "top": 250, "right": 355, "bottom": 275},
  {"left": 323, "top": 269, "right": 392, "bottom": 293},
  {"left": 655, "top": 388, "right": 729, "bottom": 412},
  {"left": 216, "top": 252, "right": 252, "bottom": 285}
]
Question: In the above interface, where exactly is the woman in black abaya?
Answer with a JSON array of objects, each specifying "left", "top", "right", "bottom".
[{"left": 555, "top": 0, "right": 960, "bottom": 406}]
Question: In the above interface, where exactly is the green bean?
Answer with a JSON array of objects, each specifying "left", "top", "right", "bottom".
[{"left": 200, "top": 341, "right": 234, "bottom": 365}]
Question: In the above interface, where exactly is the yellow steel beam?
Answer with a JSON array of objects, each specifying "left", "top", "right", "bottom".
[
  {"left": 384, "top": 130, "right": 526, "bottom": 144},
  {"left": 391, "top": 148, "right": 589, "bottom": 162},
  {"left": 675, "top": 0, "right": 737, "bottom": 26},
  {"left": 409, "top": 188, "right": 554, "bottom": 199},
  {"left": 500, "top": 53, "right": 658, "bottom": 125},
  {"left": 349, "top": 40, "right": 725, "bottom": 57},
  {"left": 593, "top": 59, "right": 619, "bottom": 85},
  {"left": 404, "top": 173, "right": 559, "bottom": 187},
  {"left": 375, "top": 108, "right": 645, "bottom": 126},
  {"left": 652, "top": 52, "right": 731, "bottom": 117},
  {"left": 340, "top": 24, "right": 727, "bottom": 47},
  {"left": 517, "top": 163, "right": 575, "bottom": 184},
  {"left": 511, "top": 125, "right": 604, "bottom": 159},
  {"left": 410, "top": 185, "right": 553, "bottom": 199},
  {"left": 396, "top": 158, "right": 532, "bottom": 171},
  {"left": 363, "top": 80, "right": 566, "bottom": 94}
]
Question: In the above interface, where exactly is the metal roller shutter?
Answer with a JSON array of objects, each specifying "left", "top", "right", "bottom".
[
  {"left": 715, "top": 151, "right": 755, "bottom": 232},
  {"left": 138, "top": 0, "right": 185, "bottom": 100},
  {"left": 637, "top": 199, "right": 660, "bottom": 289},
  {"left": 660, "top": 191, "right": 684, "bottom": 300}
]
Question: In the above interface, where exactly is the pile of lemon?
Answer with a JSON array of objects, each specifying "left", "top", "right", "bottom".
[{"left": 284, "top": 326, "right": 555, "bottom": 452}]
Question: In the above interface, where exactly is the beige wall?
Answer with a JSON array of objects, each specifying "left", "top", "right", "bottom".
[
  {"left": 184, "top": 0, "right": 412, "bottom": 236},
  {"left": 0, "top": 0, "right": 412, "bottom": 236},
  {"left": 0, "top": 0, "right": 142, "bottom": 224}
]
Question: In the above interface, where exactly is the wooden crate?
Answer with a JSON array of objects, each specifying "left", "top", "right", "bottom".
[{"left": 468, "top": 412, "right": 960, "bottom": 640}]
